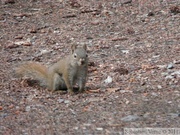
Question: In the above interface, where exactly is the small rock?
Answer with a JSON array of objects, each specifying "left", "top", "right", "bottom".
[
  {"left": 25, "top": 106, "right": 31, "bottom": 112},
  {"left": 74, "top": 127, "right": 79, "bottom": 130},
  {"left": 167, "top": 63, "right": 174, "bottom": 69},
  {"left": 104, "top": 76, "right": 112, "bottom": 84},
  {"left": 120, "top": 90, "right": 132, "bottom": 93},
  {"left": 125, "top": 100, "right": 130, "bottom": 104},
  {"left": 167, "top": 101, "right": 172, "bottom": 104},
  {"left": 40, "top": 49, "right": 51, "bottom": 55},
  {"left": 151, "top": 92, "right": 158, "bottom": 97},
  {"left": 70, "top": 109, "right": 76, "bottom": 115},
  {"left": 157, "top": 85, "right": 162, "bottom": 89},
  {"left": 157, "top": 65, "right": 166, "bottom": 69},
  {"left": 84, "top": 123, "right": 91, "bottom": 126},
  {"left": 96, "top": 127, "right": 103, "bottom": 131},
  {"left": 64, "top": 100, "right": 70, "bottom": 104},
  {"left": 165, "top": 75, "right": 174, "bottom": 79},
  {"left": 101, "top": 10, "right": 114, "bottom": 16},
  {"left": 53, "top": 30, "right": 60, "bottom": 34},
  {"left": 161, "top": 72, "right": 169, "bottom": 76},
  {"left": 121, "top": 50, "right": 129, "bottom": 54},
  {"left": 58, "top": 98, "right": 64, "bottom": 103},
  {"left": 121, "top": 115, "right": 141, "bottom": 122},
  {"left": 152, "top": 55, "right": 160, "bottom": 58},
  {"left": 91, "top": 20, "right": 100, "bottom": 25},
  {"left": 0, "top": 113, "right": 8, "bottom": 118}
]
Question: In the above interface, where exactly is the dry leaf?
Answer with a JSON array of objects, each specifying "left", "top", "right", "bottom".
[
  {"left": 112, "top": 37, "right": 128, "bottom": 41},
  {"left": 83, "top": 105, "right": 90, "bottom": 112},
  {"left": 143, "top": 92, "right": 148, "bottom": 97},
  {"left": 125, "top": 87, "right": 131, "bottom": 90},
  {"left": 14, "top": 40, "right": 32, "bottom": 46},
  {"left": 14, "top": 110, "right": 20, "bottom": 115},
  {"left": 86, "top": 89, "right": 100, "bottom": 93},
  {"left": 106, "top": 87, "right": 120, "bottom": 93},
  {"left": 8, "top": 104, "right": 14, "bottom": 109},
  {"left": 141, "top": 64, "right": 155, "bottom": 70},
  {"left": 129, "top": 77, "right": 135, "bottom": 83}
]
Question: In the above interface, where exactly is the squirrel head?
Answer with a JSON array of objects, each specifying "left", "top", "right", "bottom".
[{"left": 71, "top": 44, "right": 88, "bottom": 66}]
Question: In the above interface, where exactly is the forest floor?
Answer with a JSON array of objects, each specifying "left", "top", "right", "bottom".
[{"left": 0, "top": 0, "right": 180, "bottom": 134}]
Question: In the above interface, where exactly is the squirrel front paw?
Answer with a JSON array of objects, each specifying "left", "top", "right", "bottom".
[{"left": 68, "top": 89, "right": 75, "bottom": 94}]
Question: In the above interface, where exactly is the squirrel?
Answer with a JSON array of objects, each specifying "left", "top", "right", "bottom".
[{"left": 15, "top": 44, "right": 88, "bottom": 94}]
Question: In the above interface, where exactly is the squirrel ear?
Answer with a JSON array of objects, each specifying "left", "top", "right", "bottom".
[
  {"left": 82, "top": 44, "right": 87, "bottom": 50},
  {"left": 71, "top": 44, "right": 77, "bottom": 53}
]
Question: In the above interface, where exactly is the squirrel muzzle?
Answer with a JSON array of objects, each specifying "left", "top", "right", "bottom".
[{"left": 78, "top": 58, "right": 85, "bottom": 66}]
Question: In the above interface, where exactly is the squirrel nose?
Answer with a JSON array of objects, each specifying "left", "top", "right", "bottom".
[
  {"left": 81, "top": 61, "right": 85, "bottom": 65},
  {"left": 80, "top": 59, "right": 85, "bottom": 65}
]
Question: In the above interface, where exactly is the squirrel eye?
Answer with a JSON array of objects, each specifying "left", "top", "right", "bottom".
[
  {"left": 74, "top": 54, "right": 77, "bottom": 58},
  {"left": 86, "top": 54, "right": 88, "bottom": 57}
]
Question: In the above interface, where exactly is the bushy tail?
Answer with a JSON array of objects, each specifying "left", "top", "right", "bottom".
[{"left": 15, "top": 62, "right": 48, "bottom": 87}]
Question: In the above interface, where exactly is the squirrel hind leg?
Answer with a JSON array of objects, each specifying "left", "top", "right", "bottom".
[{"left": 53, "top": 73, "right": 67, "bottom": 91}]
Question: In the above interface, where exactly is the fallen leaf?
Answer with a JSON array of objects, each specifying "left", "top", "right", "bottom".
[
  {"left": 129, "top": 77, "right": 135, "bottom": 83},
  {"left": 86, "top": 89, "right": 100, "bottom": 93},
  {"left": 68, "top": 0, "right": 81, "bottom": 8},
  {"left": 62, "top": 14, "right": 77, "bottom": 18},
  {"left": 14, "top": 40, "right": 32, "bottom": 46},
  {"left": 125, "top": 87, "right": 131, "bottom": 90},
  {"left": 14, "top": 110, "right": 20, "bottom": 115},
  {"left": 106, "top": 87, "right": 120, "bottom": 93},
  {"left": 141, "top": 64, "right": 155, "bottom": 70},
  {"left": 6, "top": 43, "right": 19, "bottom": 49},
  {"left": 143, "top": 92, "right": 148, "bottom": 97},
  {"left": 12, "top": 13, "right": 32, "bottom": 17},
  {"left": 83, "top": 105, "right": 90, "bottom": 112},
  {"left": 8, "top": 104, "right": 14, "bottom": 109},
  {"left": 89, "top": 67, "right": 97, "bottom": 72},
  {"left": 112, "top": 37, "right": 128, "bottom": 41}
]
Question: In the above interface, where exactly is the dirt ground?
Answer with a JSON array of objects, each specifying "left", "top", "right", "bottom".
[{"left": 0, "top": 0, "right": 180, "bottom": 134}]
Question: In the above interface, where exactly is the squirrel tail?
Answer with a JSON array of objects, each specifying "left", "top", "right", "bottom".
[{"left": 15, "top": 62, "right": 48, "bottom": 87}]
